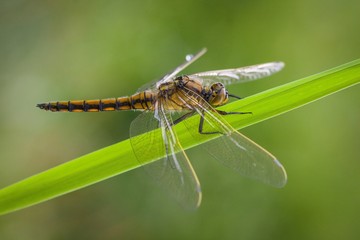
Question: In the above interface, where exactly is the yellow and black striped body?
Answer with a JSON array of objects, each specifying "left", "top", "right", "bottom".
[
  {"left": 37, "top": 91, "right": 155, "bottom": 112},
  {"left": 37, "top": 76, "right": 229, "bottom": 113}
]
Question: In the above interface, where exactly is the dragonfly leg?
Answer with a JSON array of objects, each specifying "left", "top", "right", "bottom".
[
  {"left": 172, "top": 111, "right": 196, "bottom": 126},
  {"left": 216, "top": 109, "right": 253, "bottom": 115},
  {"left": 198, "top": 111, "right": 223, "bottom": 135},
  {"left": 216, "top": 92, "right": 252, "bottom": 115},
  {"left": 228, "top": 93, "right": 242, "bottom": 99},
  {"left": 198, "top": 109, "right": 252, "bottom": 135}
]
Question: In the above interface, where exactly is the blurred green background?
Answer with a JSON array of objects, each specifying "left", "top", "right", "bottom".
[{"left": 1, "top": 0, "right": 359, "bottom": 239}]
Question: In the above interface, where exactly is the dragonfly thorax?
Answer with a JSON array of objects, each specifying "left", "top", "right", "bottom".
[{"left": 158, "top": 81, "right": 177, "bottom": 97}]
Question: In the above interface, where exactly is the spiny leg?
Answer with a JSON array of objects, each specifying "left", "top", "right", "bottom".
[
  {"left": 221, "top": 93, "right": 253, "bottom": 115},
  {"left": 228, "top": 93, "right": 242, "bottom": 99},
  {"left": 171, "top": 111, "right": 196, "bottom": 126},
  {"left": 198, "top": 111, "right": 222, "bottom": 135},
  {"left": 198, "top": 109, "right": 252, "bottom": 135},
  {"left": 216, "top": 109, "right": 253, "bottom": 115}
]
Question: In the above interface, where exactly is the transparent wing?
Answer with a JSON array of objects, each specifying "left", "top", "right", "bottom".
[
  {"left": 129, "top": 103, "right": 202, "bottom": 209},
  {"left": 189, "top": 61, "right": 285, "bottom": 86},
  {"left": 175, "top": 87, "right": 287, "bottom": 187},
  {"left": 158, "top": 48, "right": 207, "bottom": 85},
  {"left": 137, "top": 48, "right": 207, "bottom": 92}
]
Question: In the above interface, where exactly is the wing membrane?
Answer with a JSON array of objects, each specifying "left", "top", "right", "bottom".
[
  {"left": 137, "top": 48, "right": 207, "bottom": 92},
  {"left": 189, "top": 62, "right": 284, "bottom": 86},
  {"left": 130, "top": 104, "right": 201, "bottom": 209},
  {"left": 158, "top": 48, "right": 207, "bottom": 85},
  {"left": 175, "top": 86, "right": 287, "bottom": 187}
]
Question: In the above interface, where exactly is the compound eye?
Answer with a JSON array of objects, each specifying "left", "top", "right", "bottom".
[
  {"left": 209, "top": 83, "right": 228, "bottom": 107},
  {"left": 211, "top": 83, "right": 225, "bottom": 93}
]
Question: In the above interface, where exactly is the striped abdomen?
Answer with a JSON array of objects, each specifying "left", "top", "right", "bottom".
[{"left": 37, "top": 91, "right": 155, "bottom": 112}]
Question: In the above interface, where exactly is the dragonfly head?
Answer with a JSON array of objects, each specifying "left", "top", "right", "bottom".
[{"left": 208, "top": 82, "right": 229, "bottom": 107}]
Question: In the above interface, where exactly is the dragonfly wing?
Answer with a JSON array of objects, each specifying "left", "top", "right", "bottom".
[
  {"left": 176, "top": 87, "right": 287, "bottom": 187},
  {"left": 158, "top": 48, "right": 207, "bottom": 85},
  {"left": 129, "top": 107, "right": 202, "bottom": 209},
  {"left": 201, "top": 130, "right": 287, "bottom": 187},
  {"left": 189, "top": 61, "right": 284, "bottom": 86},
  {"left": 136, "top": 48, "right": 207, "bottom": 92}
]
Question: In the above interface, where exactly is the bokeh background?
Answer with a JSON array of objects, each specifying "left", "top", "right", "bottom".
[{"left": 1, "top": 0, "right": 359, "bottom": 239}]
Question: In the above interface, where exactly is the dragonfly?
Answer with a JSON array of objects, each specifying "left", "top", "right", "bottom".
[{"left": 37, "top": 48, "right": 287, "bottom": 209}]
